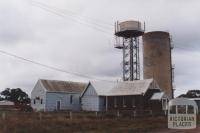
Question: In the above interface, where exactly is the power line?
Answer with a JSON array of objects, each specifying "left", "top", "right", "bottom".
[
  {"left": 29, "top": 1, "right": 200, "bottom": 53},
  {"left": 31, "top": 0, "right": 113, "bottom": 28},
  {"left": 0, "top": 49, "right": 114, "bottom": 82},
  {"left": 24, "top": 0, "right": 200, "bottom": 81},
  {"left": 30, "top": 0, "right": 113, "bottom": 36}
]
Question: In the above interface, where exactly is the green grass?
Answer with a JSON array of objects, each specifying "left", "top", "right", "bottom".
[{"left": 0, "top": 111, "right": 169, "bottom": 133}]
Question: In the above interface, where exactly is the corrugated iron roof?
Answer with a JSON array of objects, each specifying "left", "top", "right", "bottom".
[
  {"left": 87, "top": 79, "right": 159, "bottom": 96},
  {"left": 0, "top": 100, "right": 14, "bottom": 106},
  {"left": 89, "top": 81, "right": 117, "bottom": 95},
  {"left": 40, "top": 79, "right": 87, "bottom": 93},
  {"left": 109, "top": 79, "right": 154, "bottom": 96},
  {"left": 151, "top": 92, "right": 164, "bottom": 100}
]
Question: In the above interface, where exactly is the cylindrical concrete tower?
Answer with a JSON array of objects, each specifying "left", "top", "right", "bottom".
[{"left": 143, "top": 31, "right": 173, "bottom": 99}]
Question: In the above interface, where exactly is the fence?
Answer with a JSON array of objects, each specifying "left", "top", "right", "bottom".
[{"left": 0, "top": 109, "right": 165, "bottom": 122}]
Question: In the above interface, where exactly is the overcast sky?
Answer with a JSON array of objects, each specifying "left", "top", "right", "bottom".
[{"left": 0, "top": 0, "right": 200, "bottom": 97}]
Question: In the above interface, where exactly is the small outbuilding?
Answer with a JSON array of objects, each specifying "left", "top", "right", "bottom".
[
  {"left": 31, "top": 79, "right": 87, "bottom": 111},
  {"left": 0, "top": 100, "right": 15, "bottom": 111},
  {"left": 81, "top": 79, "right": 167, "bottom": 112},
  {"left": 188, "top": 98, "right": 200, "bottom": 113}
]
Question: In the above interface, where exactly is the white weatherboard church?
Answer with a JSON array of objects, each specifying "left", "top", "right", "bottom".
[{"left": 31, "top": 79, "right": 87, "bottom": 111}]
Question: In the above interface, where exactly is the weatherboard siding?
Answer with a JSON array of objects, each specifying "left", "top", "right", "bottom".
[
  {"left": 82, "top": 84, "right": 101, "bottom": 111},
  {"left": 31, "top": 80, "right": 46, "bottom": 111},
  {"left": 45, "top": 92, "right": 81, "bottom": 111}
]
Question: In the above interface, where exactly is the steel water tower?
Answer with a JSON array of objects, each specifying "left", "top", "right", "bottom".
[{"left": 114, "top": 20, "right": 145, "bottom": 81}]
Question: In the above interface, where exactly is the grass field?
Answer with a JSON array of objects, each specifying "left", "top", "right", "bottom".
[{"left": 0, "top": 111, "right": 173, "bottom": 133}]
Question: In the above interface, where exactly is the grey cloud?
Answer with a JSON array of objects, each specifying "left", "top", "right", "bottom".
[{"left": 0, "top": 0, "right": 200, "bottom": 97}]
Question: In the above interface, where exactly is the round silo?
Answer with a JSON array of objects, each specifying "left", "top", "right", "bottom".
[{"left": 142, "top": 31, "right": 173, "bottom": 99}]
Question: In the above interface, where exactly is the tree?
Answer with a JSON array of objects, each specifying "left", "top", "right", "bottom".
[
  {"left": 0, "top": 88, "right": 30, "bottom": 105},
  {"left": 178, "top": 90, "right": 200, "bottom": 98},
  {"left": 1, "top": 88, "right": 11, "bottom": 100}
]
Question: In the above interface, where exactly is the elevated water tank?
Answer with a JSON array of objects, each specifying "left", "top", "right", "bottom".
[
  {"left": 143, "top": 31, "right": 173, "bottom": 99},
  {"left": 114, "top": 20, "right": 145, "bottom": 81},
  {"left": 115, "top": 20, "right": 144, "bottom": 38}
]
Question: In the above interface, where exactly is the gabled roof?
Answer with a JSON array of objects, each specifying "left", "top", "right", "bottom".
[
  {"left": 89, "top": 81, "right": 117, "bottom": 96},
  {"left": 109, "top": 79, "right": 155, "bottom": 96},
  {"left": 40, "top": 79, "right": 87, "bottom": 93},
  {"left": 82, "top": 79, "right": 160, "bottom": 96}
]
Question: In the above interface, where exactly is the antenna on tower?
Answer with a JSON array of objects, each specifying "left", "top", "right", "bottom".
[{"left": 114, "top": 20, "right": 145, "bottom": 81}]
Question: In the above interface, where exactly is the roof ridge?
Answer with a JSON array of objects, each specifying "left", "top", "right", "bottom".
[
  {"left": 39, "top": 79, "right": 87, "bottom": 84},
  {"left": 38, "top": 79, "right": 87, "bottom": 93}
]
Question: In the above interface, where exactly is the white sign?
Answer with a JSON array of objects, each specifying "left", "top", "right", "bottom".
[
  {"left": 168, "top": 114, "right": 196, "bottom": 129},
  {"left": 168, "top": 98, "right": 197, "bottom": 129}
]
